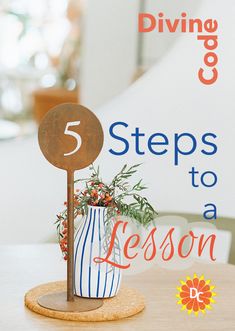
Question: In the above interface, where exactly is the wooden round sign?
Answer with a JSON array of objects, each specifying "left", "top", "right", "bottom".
[{"left": 38, "top": 104, "right": 104, "bottom": 171}]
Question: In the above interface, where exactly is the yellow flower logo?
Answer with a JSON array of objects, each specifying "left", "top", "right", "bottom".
[{"left": 176, "top": 274, "right": 216, "bottom": 316}]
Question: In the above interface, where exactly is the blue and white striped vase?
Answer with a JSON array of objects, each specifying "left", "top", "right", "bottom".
[{"left": 74, "top": 205, "right": 122, "bottom": 298}]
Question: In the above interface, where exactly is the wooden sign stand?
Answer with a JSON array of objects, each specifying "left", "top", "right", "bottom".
[{"left": 38, "top": 104, "right": 104, "bottom": 312}]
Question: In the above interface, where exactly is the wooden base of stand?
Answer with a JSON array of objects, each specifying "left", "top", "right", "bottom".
[
  {"left": 37, "top": 291, "right": 103, "bottom": 312},
  {"left": 25, "top": 281, "right": 145, "bottom": 321}
]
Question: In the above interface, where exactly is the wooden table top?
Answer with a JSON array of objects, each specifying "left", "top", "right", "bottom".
[{"left": 1, "top": 244, "right": 235, "bottom": 330}]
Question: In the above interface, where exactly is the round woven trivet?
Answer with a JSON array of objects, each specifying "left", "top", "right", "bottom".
[{"left": 25, "top": 281, "right": 145, "bottom": 321}]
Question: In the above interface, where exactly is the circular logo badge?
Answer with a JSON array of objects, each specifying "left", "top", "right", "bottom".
[{"left": 176, "top": 274, "right": 216, "bottom": 316}]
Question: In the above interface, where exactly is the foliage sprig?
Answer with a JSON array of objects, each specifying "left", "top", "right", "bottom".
[{"left": 55, "top": 164, "right": 158, "bottom": 260}]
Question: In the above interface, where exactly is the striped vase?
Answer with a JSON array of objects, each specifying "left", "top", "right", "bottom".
[{"left": 74, "top": 205, "right": 122, "bottom": 298}]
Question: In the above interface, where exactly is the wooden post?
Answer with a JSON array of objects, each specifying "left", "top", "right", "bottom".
[{"left": 67, "top": 170, "right": 74, "bottom": 302}]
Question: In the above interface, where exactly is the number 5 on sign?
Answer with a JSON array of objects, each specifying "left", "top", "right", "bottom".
[
  {"left": 64, "top": 121, "right": 82, "bottom": 156},
  {"left": 38, "top": 103, "right": 103, "bottom": 171}
]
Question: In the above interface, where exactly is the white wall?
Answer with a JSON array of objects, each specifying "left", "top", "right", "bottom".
[
  {"left": 80, "top": 0, "right": 139, "bottom": 109},
  {"left": 142, "top": 0, "right": 202, "bottom": 66},
  {"left": 94, "top": 0, "right": 235, "bottom": 219},
  {"left": 80, "top": 0, "right": 203, "bottom": 108}
]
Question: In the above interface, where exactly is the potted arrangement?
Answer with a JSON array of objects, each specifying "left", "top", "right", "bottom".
[{"left": 55, "top": 164, "right": 157, "bottom": 298}]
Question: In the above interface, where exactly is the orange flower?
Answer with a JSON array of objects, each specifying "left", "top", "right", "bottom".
[{"left": 91, "top": 189, "right": 98, "bottom": 197}]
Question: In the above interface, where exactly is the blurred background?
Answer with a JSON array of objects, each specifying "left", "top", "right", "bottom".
[
  {"left": 0, "top": 0, "right": 81, "bottom": 132},
  {"left": 0, "top": 0, "right": 201, "bottom": 130},
  {"left": 0, "top": 0, "right": 234, "bottom": 265}
]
